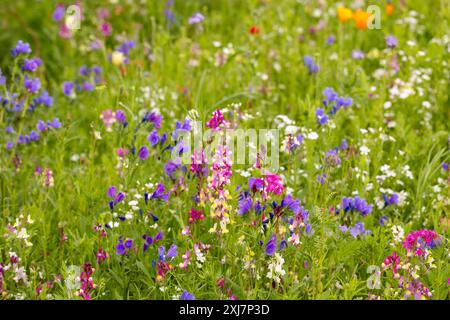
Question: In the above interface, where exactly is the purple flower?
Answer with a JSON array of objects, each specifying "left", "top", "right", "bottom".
[
  {"left": 138, "top": 146, "right": 149, "bottom": 160},
  {"left": 82, "top": 81, "right": 94, "bottom": 91},
  {"left": 172, "top": 118, "right": 191, "bottom": 139},
  {"left": 389, "top": 193, "right": 399, "bottom": 205},
  {"left": 237, "top": 197, "right": 252, "bottom": 215},
  {"left": 325, "top": 148, "right": 341, "bottom": 167},
  {"left": 151, "top": 183, "right": 169, "bottom": 203},
  {"left": 143, "top": 111, "right": 163, "bottom": 129},
  {"left": 303, "top": 55, "right": 319, "bottom": 74},
  {"left": 351, "top": 50, "right": 365, "bottom": 60},
  {"left": 305, "top": 224, "right": 314, "bottom": 236},
  {"left": 5, "top": 141, "right": 14, "bottom": 150},
  {"left": 386, "top": 35, "right": 398, "bottom": 49},
  {"left": 158, "top": 246, "right": 165, "bottom": 261},
  {"left": 281, "top": 194, "right": 302, "bottom": 214},
  {"left": 116, "top": 239, "right": 126, "bottom": 255},
  {"left": 279, "top": 240, "right": 288, "bottom": 251},
  {"left": 117, "top": 41, "right": 135, "bottom": 56},
  {"left": 92, "top": 66, "right": 102, "bottom": 75},
  {"left": 115, "top": 110, "right": 127, "bottom": 124},
  {"left": 166, "top": 244, "right": 178, "bottom": 259},
  {"left": 265, "top": 234, "right": 277, "bottom": 256},
  {"left": 341, "top": 196, "right": 373, "bottom": 216},
  {"left": 79, "top": 66, "right": 90, "bottom": 76},
  {"left": 62, "top": 81, "right": 75, "bottom": 97},
  {"left": 125, "top": 239, "right": 133, "bottom": 249},
  {"left": 317, "top": 173, "right": 327, "bottom": 185},
  {"left": 154, "top": 231, "right": 164, "bottom": 242},
  {"left": 24, "top": 76, "right": 40, "bottom": 93},
  {"left": 21, "top": 58, "right": 42, "bottom": 72},
  {"left": 10, "top": 40, "right": 31, "bottom": 58},
  {"left": 349, "top": 222, "right": 366, "bottom": 238},
  {"left": 47, "top": 118, "right": 62, "bottom": 129},
  {"left": 180, "top": 290, "right": 195, "bottom": 300},
  {"left": 326, "top": 35, "right": 335, "bottom": 45},
  {"left": 188, "top": 12, "right": 205, "bottom": 25},
  {"left": 6, "top": 126, "right": 14, "bottom": 134},
  {"left": 148, "top": 130, "right": 159, "bottom": 147},
  {"left": 442, "top": 163, "right": 449, "bottom": 171},
  {"left": 248, "top": 177, "right": 264, "bottom": 192},
  {"left": 379, "top": 216, "right": 389, "bottom": 226},
  {"left": 29, "top": 131, "right": 39, "bottom": 142},
  {"left": 107, "top": 186, "right": 117, "bottom": 198},
  {"left": 53, "top": 4, "right": 65, "bottom": 22},
  {"left": 322, "top": 87, "right": 338, "bottom": 102},
  {"left": 164, "top": 160, "right": 180, "bottom": 179},
  {"left": 315, "top": 108, "right": 329, "bottom": 125},
  {"left": 36, "top": 91, "right": 54, "bottom": 107}
]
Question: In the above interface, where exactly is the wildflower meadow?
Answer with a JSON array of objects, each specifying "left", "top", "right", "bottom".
[{"left": 0, "top": 0, "right": 449, "bottom": 302}]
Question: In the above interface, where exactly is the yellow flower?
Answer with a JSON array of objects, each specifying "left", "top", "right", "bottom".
[
  {"left": 111, "top": 51, "right": 125, "bottom": 67},
  {"left": 337, "top": 6, "right": 353, "bottom": 22}
]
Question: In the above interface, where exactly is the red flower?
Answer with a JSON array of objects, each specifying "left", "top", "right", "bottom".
[{"left": 249, "top": 25, "right": 260, "bottom": 35}]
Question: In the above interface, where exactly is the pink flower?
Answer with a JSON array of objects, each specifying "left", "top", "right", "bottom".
[
  {"left": 402, "top": 229, "right": 440, "bottom": 256},
  {"left": 206, "top": 109, "right": 227, "bottom": 130},
  {"left": 117, "top": 148, "right": 128, "bottom": 158},
  {"left": 100, "top": 109, "right": 116, "bottom": 131},
  {"left": 100, "top": 22, "right": 112, "bottom": 37},
  {"left": 59, "top": 23, "right": 72, "bottom": 39},
  {"left": 188, "top": 208, "right": 204, "bottom": 224},
  {"left": 264, "top": 172, "right": 284, "bottom": 195}
]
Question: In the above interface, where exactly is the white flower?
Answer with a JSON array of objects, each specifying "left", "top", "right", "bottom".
[
  {"left": 307, "top": 132, "right": 318, "bottom": 140},
  {"left": 391, "top": 225, "right": 405, "bottom": 244},
  {"left": 266, "top": 253, "right": 286, "bottom": 284},
  {"left": 359, "top": 145, "right": 370, "bottom": 156}
]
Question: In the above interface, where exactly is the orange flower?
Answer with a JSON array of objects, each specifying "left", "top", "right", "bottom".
[
  {"left": 337, "top": 6, "right": 353, "bottom": 22},
  {"left": 386, "top": 3, "right": 394, "bottom": 16},
  {"left": 353, "top": 9, "right": 373, "bottom": 30}
]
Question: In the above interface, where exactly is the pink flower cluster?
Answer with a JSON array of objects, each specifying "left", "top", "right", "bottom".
[
  {"left": 76, "top": 263, "right": 96, "bottom": 300},
  {"left": 402, "top": 229, "right": 440, "bottom": 256},
  {"left": 264, "top": 172, "right": 284, "bottom": 195},
  {"left": 206, "top": 110, "right": 227, "bottom": 130}
]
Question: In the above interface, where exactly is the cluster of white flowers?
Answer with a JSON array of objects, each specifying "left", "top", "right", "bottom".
[
  {"left": 4, "top": 214, "right": 34, "bottom": 247},
  {"left": 390, "top": 225, "right": 405, "bottom": 246},
  {"left": 266, "top": 253, "right": 286, "bottom": 284},
  {"left": 193, "top": 243, "right": 210, "bottom": 269}
]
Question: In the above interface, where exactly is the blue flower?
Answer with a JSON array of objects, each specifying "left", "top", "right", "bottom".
[
  {"left": 138, "top": 146, "right": 150, "bottom": 160},
  {"left": 116, "top": 238, "right": 126, "bottom": 255},
  {"left": 151, "top": 183, "right": 169, "bottom": 203},
  {"left": 315, "top": 108, "right": 329, "bottom": 125},
  {"left": 237, "top": 196, "right": 252, "bottom": 215},
  {"left": 148, "top": 130, "right": 159, "bottom": 147},
  {"left": 265, "top": 234, "right": 277, "bottom": 255},
  {"left": 62, "top": 81, "right": 75, "bottom": 97},
  {"left": 303, "top": 55, "right": 319, "bottom": 74},
  {"left": 180, "top": 290, "right": 195, "bottom": 300},
  {"left": 21, "top": 57, "right": 42, "bottom": 72},
  {"left": 379, "top": 216, "right": 389, "bottom": 226},
  {"left": 341, "top": 196, "right": 373, "bottom": 216},
  {"left": 24, "top": 76, "right": 40, "bottom": 94},
  {"left": 10, "top": 40, "right": 31, "bottom": 58},
  {"left": 166, "top": 244, "right": 178, "bottom": 259}
]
